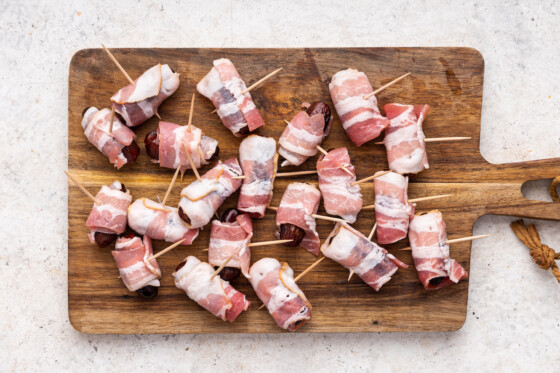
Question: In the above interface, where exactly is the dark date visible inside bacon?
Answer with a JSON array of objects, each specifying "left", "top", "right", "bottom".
[
  {"left": 119, "top": 183, "right": 127, "bottom": 193},
  {"left": 429, "top": 276, "right": 445, "bottom": 286},
  {"left": 237, "top": 125, "right": 250, "bottom": 136},
  {"left": 82, "top": 107, "right": 91, "bottom": 118},
  {"left": 94, "top": 232, "right": 117, "bottom": 248},
  {"left": 113, "top": 110, "right": 126, "bottom": 125},
  {"left": 220, "top": 208, "right": 239, "bottom": 223},
  {"left": 279, "top": 224, "right": 305, "bottom": 247},
  {"left": 208, "top": 146, "right": 220, "bottom": 161},
  {"left": 144, "top": 131, "right": 220, "bottom": 163},
  {"left": 144, "top": 131, "right": 160, "bottom": 160},
  {"left": 136, "top": 285, "right": 158, "bottom": 298},
  {"left": 178, "top": 207, "right": 191, "bottom": 226},
  {"left": 121, "top": 141, "right": 140, "bottom": 164},
  {"left": 218, "top": 266, "right": 241, "bottom": 281},
  {"left": 306, "top": 101, "right": 332, "bottom": 132},
  {"left": 176, "top": 260, "right": 187, "bottom": 272}
]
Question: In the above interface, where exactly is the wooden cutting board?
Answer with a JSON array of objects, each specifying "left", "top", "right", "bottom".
[{"left": 68, "top": 48, "right": 560, "bottom": 334}]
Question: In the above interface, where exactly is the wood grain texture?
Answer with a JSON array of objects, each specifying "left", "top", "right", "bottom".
[{"left": 68, "top": 48, "right": 560, "bottom": 334}]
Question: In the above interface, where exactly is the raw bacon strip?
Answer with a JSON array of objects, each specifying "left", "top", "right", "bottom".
[
  {"left": 127, "top": 198, "right": 199, "bottom": 244},
  {"left": 209, "top": 213, "right": 253, "bottom": 278},
  {"left": 329, "top": 69, "right": 389, "bottom": 146},
  {"left": 157, "top": 121, "right": 218, "bottom": 172},
  {"left": 278, "top": 111, "right": 325, "bottom": 167},
  {"left": 178, "top": 158, "right": 242, "bottom": 229},
  {"left": 173, "top": 256, "right": 250, "bottom": 322},
  {"left": 249, "top": 258, "right": 311, "bottom": 331},
  {"left": 317, "top": 148, "right": 362, "bottom": 223},
  {"left": 85, "top": 181, "right": 132, "bottom": 244},
  {"left": 321, "top": 223, "right": 408, "bottom": 291},
  {"left": 197, "top": 58, "right": 265, "bottom": 136},
  {"left": 81, "top": 107, "right": 136, "bottom": 169},
  {"left": 111, "top": 64, "right": 180, "bottom": 127},
  {"left": 374, "top": 171, "right": 415, "bottom": 244},
  {"left": 408, "top": 211, "right": 468, "bottom": 290},
  {"left": 383, "top": 104, "right": 430, "bottom": 174},
  {"left": 275, "top": 183, "right": 321, "bottom": 255},
  {"left": 237, "top": 135, "right": 278, "bottom": 218},
  {"left": 112, "top": 235, "right": 161, "bottom": 292}
]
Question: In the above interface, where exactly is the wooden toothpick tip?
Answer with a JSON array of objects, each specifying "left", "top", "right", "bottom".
[
  {"left": 65, "top": 171, "right": 101, "bottom": 205},
  {"left": 364, "top": 72, "right": 411, "bottom": 100},
  {"left": 109, "top": 106, "right": 115, "bottom": 133},
  {"left": 276, "top": 170, "right": 317, "bottom": 177},
  {"left": 294, "top": 257, "right": 326, "bottom": 282},
  {"left": 248, "top": 239, "right": 293, "bottom": 247},
  {"left": 242, "top": 67, "right": 283, "bottom": 95},
  {"left": 101, "top": 44, "right": 135, "bottom": 86},
  {"left": 187, "top": 93, "right": 195, "bottom": 132},
  {"left": 311, "top": 214, "right": 349, "bottom": 224},
  {"left": 147, "top": 238, "right": 186, "bottom": 261},
  {"left": 161, "top": 165, "right": 181, "bottom": 207},
  {"left": 183, "top": 143, "right": 202, "bottom": 182},
  {"left": 350, "top": 170, "right": 391, "bottom": 186},
  {"left": 367, "top": 222, "right": 378, "bottom": 241},
  {"left": 210, "top": 254, "right": 235, "bottom": 280},
  {"left": 212, "top": 67, "right": 283, "bottom": 114},
  {"left": 400, "top": 234, "right": 490, "bottom": 250},
  {"left": 407, "top": 194, "right": 453, "bottom": 203}
]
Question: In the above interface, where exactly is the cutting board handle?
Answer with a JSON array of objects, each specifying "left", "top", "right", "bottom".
[{"left": 484, "top": 157, "right": 560, "bottom": 220}]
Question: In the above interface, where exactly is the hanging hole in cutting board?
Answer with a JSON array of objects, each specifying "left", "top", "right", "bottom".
[{"left": 521, "top": 179, "right": 556, "bottom": 202}]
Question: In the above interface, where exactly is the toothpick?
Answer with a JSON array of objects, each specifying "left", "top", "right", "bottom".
[
  {"left": 187, "top": 93, "right": 195, "bottom": 132},
  {"left": 367, "top": 222, "right": 378, "bottom": 241},
  {"left": 109, "top": 106, "right": 115, "bottom": 133},
  {"left": 64, "top": 171, "right": 101, "bottom": 205},
  {"left": 375, "top": 137, "right": 471, "bottom": 145},
  {"left": 182, "top": 143, "right": 202, "bottom": 182},
  {"left": 212, "top": 67, "right": 283, "bottom": 113},
  {"left": 294, "top": 257, "right": 326, "bottom": 282},
  {"left": 210, "top": 254, "right": 235, "bottom": 280},
  {"left": 316, "top": 145, "right": 353, "bottom": 176},
  {"left": 248, "top": 239, "right": 293, "bottom": 247},
  {"left": 259, "top": 257, "right": 325, "bottom": 310},
  {"left": 407, "top": 194, "right": 453, "bottom": 203},
  {"left": 161, "top": 165, "right": 181, "bottom": 207},
  {"left": 266, "top": 206, "right": 345, "bottom": 223},
  {"left": 277, "top": 170, "right": 317, "bottom": 177},
  {"left": 350, "top": 171, "right": 391, "bottom": 186},
  {"left": 400, "top": 234, "right": 490, "bottom": 251},
  {"left": 363, "top": 72, "right": 411, "bottom": 100},
  {"left": 203, "top": 239, "right": 294, "bottom": 251},
  {"left": 232, "top": 170, "right": 317, "bottom": 180},
  {"left": 147, "top": 239, "right": 186, "bottom": 261},
  {"left": 242, "top": 67, "right": 283, "bottom": 94},
  {"left": 101, "top": 44, "right": 135, "bottom": 86},
  {"left": 362, "top": 194, "right": 453, "bottom": 210},
  {"left": 311, "top": 214, "right": 349, "bottom": 223}
]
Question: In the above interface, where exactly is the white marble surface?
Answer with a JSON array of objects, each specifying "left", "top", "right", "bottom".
[{"left": 1, "top": 0, "right": 560, "bottom": 371}]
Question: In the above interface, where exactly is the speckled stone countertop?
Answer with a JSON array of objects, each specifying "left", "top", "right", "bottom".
[{"left": 2, "top": 1, "right": 560, "bottom": 371}]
